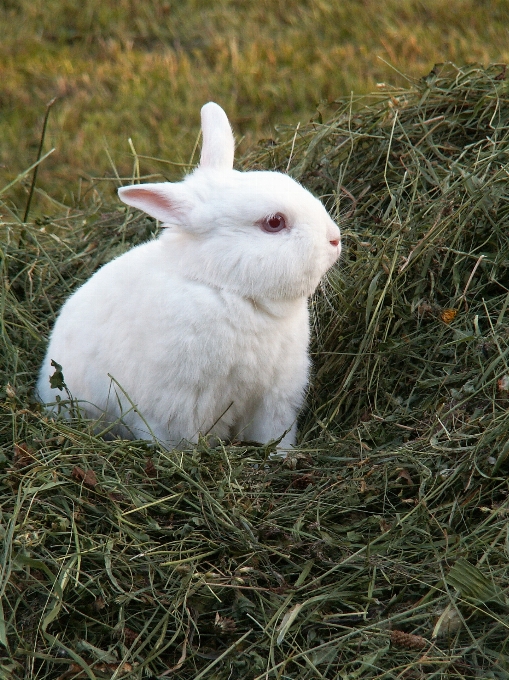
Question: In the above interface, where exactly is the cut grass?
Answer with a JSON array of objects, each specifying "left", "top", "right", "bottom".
[{"left": 2, "top": 63, "right": 509, "bottom": 678}]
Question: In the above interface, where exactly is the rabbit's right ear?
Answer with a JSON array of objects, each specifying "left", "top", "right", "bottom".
[
  {"left": 199, "top": 102, "right": 235, "bottom": 170},
  {"left": 118, "top": 183, "right": 191, "bottom": 225}
]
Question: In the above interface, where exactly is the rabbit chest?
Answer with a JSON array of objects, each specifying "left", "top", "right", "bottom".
[
  {"left": 197, "top": 289, "right": 309, "bottom": 389},
  {"left": 165, "top": 285, "right": 311, "bottom": 443},
  {"left": 157, "top": 281, "right": 310, "bottom": 425}
]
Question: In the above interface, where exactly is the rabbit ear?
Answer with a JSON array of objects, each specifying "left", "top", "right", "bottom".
[
  {"left": 199, "top": 102, "right": 235, "bottom": 170},
  {"left": 118, "top": 183, "right": 191, "bottom": 224}
]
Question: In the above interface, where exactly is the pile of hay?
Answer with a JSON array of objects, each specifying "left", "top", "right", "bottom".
[{"left": 1, "top": 63, "right": 509, "bottom": 679}]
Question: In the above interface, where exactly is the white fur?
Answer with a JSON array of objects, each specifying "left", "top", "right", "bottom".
[{"left": 37, "top": 102, "right": 341, "bottom": 449}]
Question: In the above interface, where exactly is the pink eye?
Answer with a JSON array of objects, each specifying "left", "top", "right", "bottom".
[{"left": 261, "top": 213, "right": 287, "bottom": 233}]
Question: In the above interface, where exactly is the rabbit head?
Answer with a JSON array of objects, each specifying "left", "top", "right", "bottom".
[{"left": 118, "top": 102, "right": 340, "bottom": 301}]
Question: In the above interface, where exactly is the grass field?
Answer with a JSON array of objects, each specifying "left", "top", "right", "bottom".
[
  {"left": 2, "top": 3, "right": 509, "bottom": 679},
  {"left": 1, "top": 0, "right": 509, "bottom": 215}
]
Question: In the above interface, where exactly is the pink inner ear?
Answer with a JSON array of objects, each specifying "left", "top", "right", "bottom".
[{"left": 125, "top": 188, "right": 173, "bottom": 212}]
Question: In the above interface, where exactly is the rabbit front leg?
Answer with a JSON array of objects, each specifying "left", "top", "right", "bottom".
[
  {"left": 238, "top": 388, "right": 303, "bottom": 450},
  {"left": 237, "top": 308, "right": 310, "bottom": 452}
]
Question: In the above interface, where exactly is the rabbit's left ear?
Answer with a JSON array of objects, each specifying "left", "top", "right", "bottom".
[
  {"left": 199, "top": 102, "right": 235, "bottom": 170},
  {"left": 118, "top": 183, "right": 192, "bottom": 225}
]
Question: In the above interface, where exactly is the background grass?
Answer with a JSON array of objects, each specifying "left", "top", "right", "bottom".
[{"left": 1, "top": 0, "right": 509, "bottom": 215}]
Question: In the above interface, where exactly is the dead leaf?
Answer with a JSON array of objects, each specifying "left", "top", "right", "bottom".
[
  {"left": 290, "top": 473, "right": 315, "bottom": 489},
  {"left": 397, "top": 468, "right": 414, "bottom": 485},
  {"left": 441, "top": 308, "right": 458, "bottom": 324},
  {"left": 214, "top": 612, "right": 237, "bottom": 634},
  {"left": 13, "top": 443, "right": 36, "bottom": 468},
  {"left": 497, "top": 375, "right": 509, "bottom": 392},
  {"left": 144, "top": 458, "right": 157, "bottom": 478},
  {"left": 94, "top": 597, "right": 106, "bottom": 611},
  {"left": 123, "top": 627, "right": 138, "bottom": 644},
  {"left": 72, "top": 466, "right": 98, "bottom": 489}
]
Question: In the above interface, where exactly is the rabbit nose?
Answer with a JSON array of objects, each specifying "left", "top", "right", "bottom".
[{"left": 327, "top": 220, "right": 341, "bottom": 247}]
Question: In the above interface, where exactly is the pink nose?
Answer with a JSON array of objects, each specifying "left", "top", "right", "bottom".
[{"left": 330, "top": 239, "right": 340, "bottom": 247}]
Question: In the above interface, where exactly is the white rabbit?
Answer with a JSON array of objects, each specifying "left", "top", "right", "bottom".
[{"left": 37, "top": 102, "right": 341, "bottom": 449}]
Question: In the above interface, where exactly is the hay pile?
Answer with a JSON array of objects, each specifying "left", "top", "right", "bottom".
[{"left": 2, "top": 63, "right": 509, "bottom": 678}]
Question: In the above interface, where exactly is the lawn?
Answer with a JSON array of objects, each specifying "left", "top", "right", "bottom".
[{"left": 1, "top": 0, "right": 509, "bottom": 213}]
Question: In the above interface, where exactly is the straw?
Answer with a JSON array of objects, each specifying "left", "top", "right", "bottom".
[{"left": 1, "top": 63, "right": 509, "bottom": 678}]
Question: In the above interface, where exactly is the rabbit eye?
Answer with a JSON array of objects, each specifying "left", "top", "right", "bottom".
[{"left": 261, "top": 213, "right": 287, "bottom": 233}]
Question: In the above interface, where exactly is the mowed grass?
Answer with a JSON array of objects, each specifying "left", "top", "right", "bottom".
[
  {"left": 2, "top": 63, "right": 509, "bottom": 679},
  {"left": 1, "top": 0, "right": 509, "bottom": 214}
]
